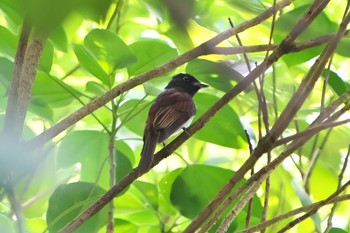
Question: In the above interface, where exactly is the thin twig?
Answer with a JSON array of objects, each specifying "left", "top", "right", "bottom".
[
  {"left": 324, "top": 145, "right": 350, "bottom": 233},
  {"left": 238, "top": 194, "right": 350, "bottom": 233},
  {"left": 277, "top": 180, "right": 350, "bottom": 233}
]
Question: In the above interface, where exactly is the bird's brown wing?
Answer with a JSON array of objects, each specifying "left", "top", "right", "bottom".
[{"left": 149, "top": 89, "right": 196, "bottom": 142}]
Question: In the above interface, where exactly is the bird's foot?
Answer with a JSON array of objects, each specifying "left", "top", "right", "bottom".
[
  {"left": 162, "top": 142, "right": 170, "bottom": 153},
  {"left": 182, "top": 127, "right": 190, "bottom": 136}
]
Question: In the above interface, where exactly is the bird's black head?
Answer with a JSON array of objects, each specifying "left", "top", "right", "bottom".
[{"left": 165, "top": 73, "right": 208, "bottom": 96}]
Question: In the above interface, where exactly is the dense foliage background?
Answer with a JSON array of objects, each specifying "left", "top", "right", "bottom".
[{"left": 0, "top": 0, "right": 349, "bottom": 232}]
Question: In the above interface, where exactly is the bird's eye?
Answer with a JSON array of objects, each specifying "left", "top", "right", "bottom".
[{"left": 183, "top": 76, "right": 189, "bottom": 81}]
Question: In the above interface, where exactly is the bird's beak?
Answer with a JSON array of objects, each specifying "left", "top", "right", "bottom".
[{"left": 194, "top": 82, "right": 209, "bottom": 88}]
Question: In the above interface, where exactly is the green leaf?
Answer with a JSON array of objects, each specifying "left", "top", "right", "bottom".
[
  {"left": 16, "top": 0, "right": 112, "bottom": 33},
  {"left": 114, "top": 219, "right": 138, "bottom": 233},
  {"left": 226, "top": 0, "right": 267, "bottom": 14},
  {"left": 193, "top": 93, "right": 247, "bottom": 148},
  {"left": 336, "top": 37, "right": 350, "bottom": 57},
  {"left": 323, "top": 70, "right": 349, "bottom": 96},
  {"left": 57, "top": 131, "right": 133, "bottom": 189},
  {"left": 128, "top": 40, "right": 178, "bottom": 76},
  {"left": 115, "top": 150, "right": 134, "bottom": 183},
  {"left": 84, "top": 29, "right": 137, "bottom": 73},
  {"left": 0, "top": 214, "right": 16, "bottom": 233},
  {"left": 159, "top": 168, "right": 183, "bottom": 215},
  {"left": 171, "top": 165, "right": 262, "bottom": 232},
  {"left": 57, "top": 130, "right": 109, "bottom": 168},
  {"left": 85, "top": 81, "right": 107, "bottom": 97},
  {"left": 0, "top": 57, "right": 14, "bottom": 88},
  {"left": 49, "top": 26, "right": 68, "bottom": 52},
  {"left": 0, "top": 26, "right": 18, "bottom": 58},
  {"left": 329, "top": 228, "right": 349, "bottom": 233},
  {"left": 186, "top": 59, "right": 244, "bottom": 92},
  {"left": 134, "top": 181, "right": 159, "bottom": 209},
  {"left": 171, "top": 165, "right": 235, "bottom": 219},
  {"left": 292, "top": 180, "right": 321, "bottom": 232},
  {"left": 46, "top": 182, "right": 108, "bottom": 233},
  {"left": 73, "top": 44, "right": 111, "bottom": 85},
  {"left": 31, "top": 71, "right": 79, "bottom": 107},
  {"left": 38, "top": 40, "right": 53, "bottom": 72},
  {"left": 0, "top": 0, "right": 22, "bottom": 28},
  {"left": 28, "top": 99, "right": 53, "bottom": 121},
  {"left": 118, "top": 99, "right": 151, "bottom": 136}
]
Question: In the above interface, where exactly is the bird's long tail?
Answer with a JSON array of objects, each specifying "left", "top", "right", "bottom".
[{"left": 138, "top": 131, "right": 159, "bottom": 174}]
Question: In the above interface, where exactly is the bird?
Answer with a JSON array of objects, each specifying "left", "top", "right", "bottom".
[{"left": 138, "top": 73, "right": 208, "bottom": 173}]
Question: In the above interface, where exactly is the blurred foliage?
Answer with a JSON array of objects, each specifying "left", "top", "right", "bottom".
[{"left": 0, "top": 0, "right": 349, "bottom": 233}]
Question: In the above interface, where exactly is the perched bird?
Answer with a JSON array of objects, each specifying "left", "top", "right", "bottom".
[{"left": 138, "top": 73, "right": 208, "bottom": 173}]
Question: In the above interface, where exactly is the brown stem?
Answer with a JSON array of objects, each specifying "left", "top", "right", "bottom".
[
  {"left": 238, "top": 194, "right": 350, "bottom": 233},
  {"left": 3, "top": 19, "right": 31, "bottom": 137}
]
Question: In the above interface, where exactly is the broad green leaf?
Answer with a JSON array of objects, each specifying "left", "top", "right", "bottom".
[
  {"left": 57, "top": 131, "right": 133, "bottom": 188},
  {"left": 16, "top": 0, "right": 112, "bottom": 33},
  {"left": 226, "top": 0, "right": 267, "bottom": 14},
  {"left": 38, "top": 40, "right": 53, "bottom": 72},
  {"left": 115, "top": 150, "right": 133, "bottom": 183},
  {"left": 0, "top": 214, "right": 15, "bottom": 233},
  {"left": 31, "top": 71, "right": 79, "bottom": 107},
  {"left": 193, "top": 93, "right": 247, "bottom": 148},
  {"left": 57, "top": 130, "right": 109, "bottom": 168},
  {"left": 114, "top": 185, "right": 159, "bottom": 226},
  {"left": 85, "top": 81, "right": 107, "bottom": 97},
  {"left": 323, "top": 70, "right": 349, "bottom": 96},
  {"left": 186, "top": 59, "right": 244, "bottom": 92},
  {"left": 336, "top": 37, "right": 350, "bottom": 57},
  {"left": 0, "top": 57, "right": 14, "bottom": 88},
  {"left": 28, "top": 99, "right": 53, "bottom": 121},
  {"left": 134, "top": 181, "right": 158, "bottom": 209},
  {"left": 329, "top": 228, "right": 349, "bottom": 233},
  {"left": 0, "top": 0, "right": 22, "bottom": 28},
  {"left": 171, "top": 165, "right": 235, "bottom": 219},
  {"left": 171, "top": 165, "right": 262, "bottom": 232},
  {"left": 309, "top": 166, "right": 338, "bottom": 200},
  {"left": 84, "top": 29, "right": 137, "bottom": 74},
  {"left": 292, "top": 180, "right": 321, "bottom": 232},
  {"left": 128, "top": 40, "right": 178, "bottom": 76},
  {"left": 46, "top": 182, "right": 108, "bottom": 233},
  {"left": 73, "top": 44, "right": 110, "bottom": 85},
  {"left": 49, "top": 26, "right": 68, "bottom": 52},
  {"left": 114, "top": 219, "right": 138, "bottom": 233},
  {"left": 118, "top": 99, "right": 151, "bottom": 136},
  {"left": 0, "top": 26, "right": 18, "bottom": 58},
  {"left": 159, "top": 168, "right": 183, "bottom": 216}
]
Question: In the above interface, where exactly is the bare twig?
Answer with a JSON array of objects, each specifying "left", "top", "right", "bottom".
[
  {"left": 216, "top": 172, "right": 270, "bottom": 233},
  {"left": 277, "top": 180, "right": 350, "bottom": 233},
  {"left": 324, "top": 145, "right": 350, "bottom": 233},
  {"left": 238, "top": 194, "right": 350, "bottom": 233}
]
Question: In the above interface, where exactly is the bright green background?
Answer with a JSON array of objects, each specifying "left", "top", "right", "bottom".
[{"left": 0, "top": 0, "right": 349, "bottom": 232}]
